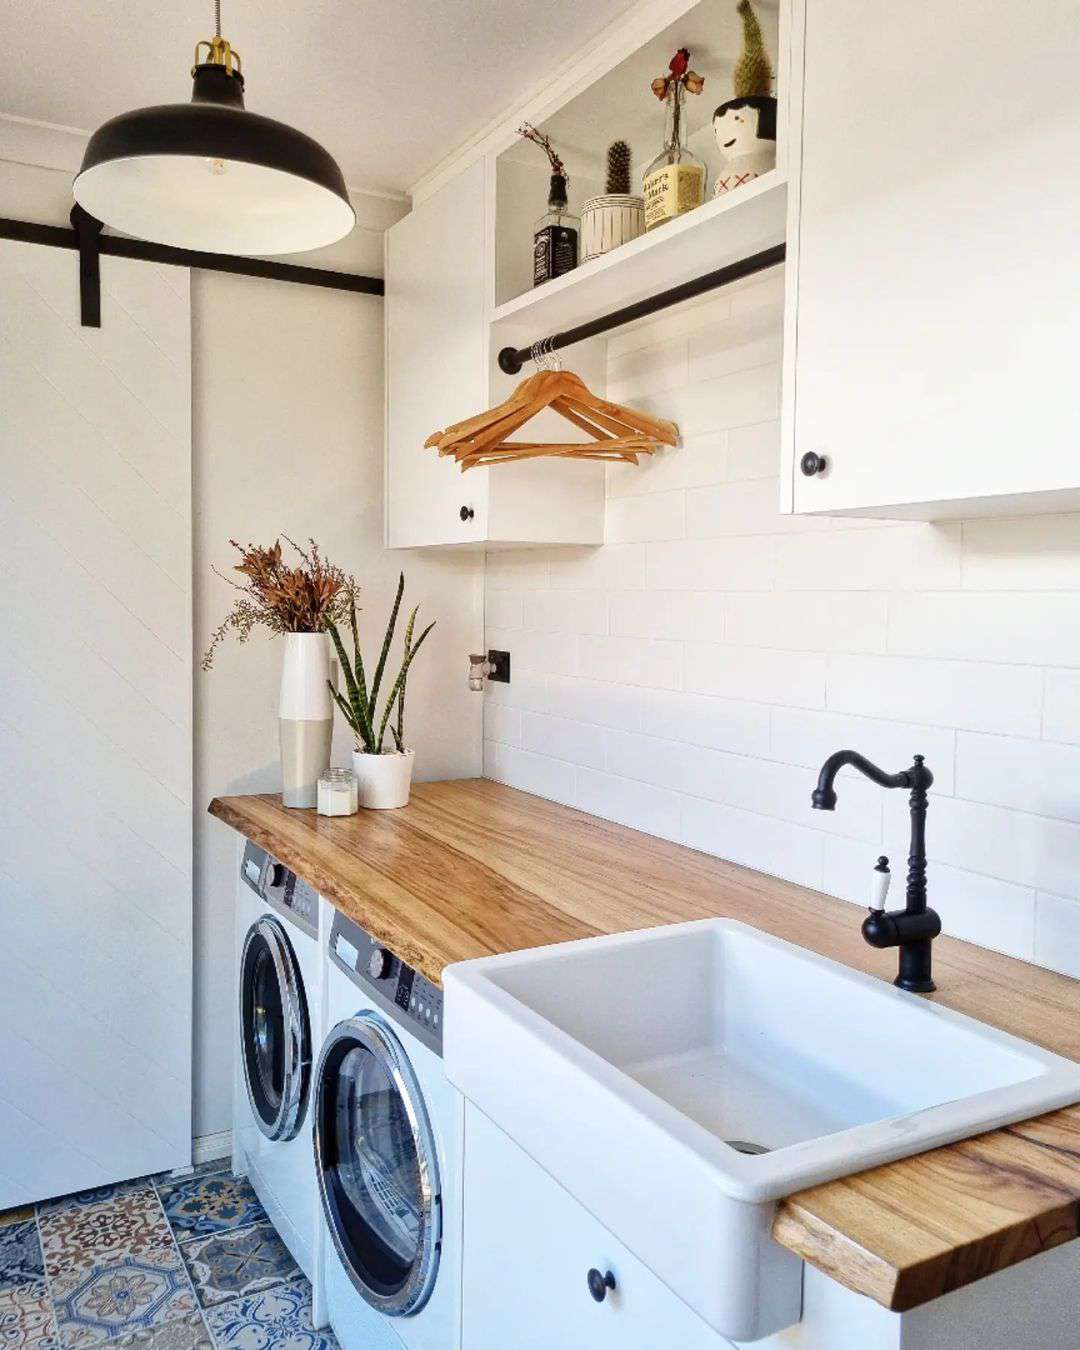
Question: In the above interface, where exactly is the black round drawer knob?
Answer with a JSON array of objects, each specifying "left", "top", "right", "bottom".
[
  {"left": 587, "top": 1268, "right": 616, "bottom": 1303},
  {"left": 459, "top": 505, "right": 475, "bottom": 522},
  {"left": 800, "top": 451, "right": 828, "bottom": 477}
]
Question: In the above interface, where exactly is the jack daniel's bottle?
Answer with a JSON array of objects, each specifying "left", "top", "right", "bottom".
[{"left": 533, "top": 174, "right": 579, "bottom": 286}]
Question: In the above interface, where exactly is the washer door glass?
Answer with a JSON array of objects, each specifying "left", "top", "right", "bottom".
[
  {"left": 240, "top": 916, "right": 310, "bottom": 1142},
  {"left": 316, "top": 1013, "right": 441, "bottom": 1316}
]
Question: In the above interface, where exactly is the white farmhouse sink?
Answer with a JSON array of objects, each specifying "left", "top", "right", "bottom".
[{"left": 444, "top": 920, "right": 1080, "bottom": 1342}]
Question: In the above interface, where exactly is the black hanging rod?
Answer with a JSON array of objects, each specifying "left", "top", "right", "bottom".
[
  {"left": 497, "top": 242, "right": 786, "bottom": 376},
  {"left": 0, "top": 213, "right": 383, "bottom": 323}
]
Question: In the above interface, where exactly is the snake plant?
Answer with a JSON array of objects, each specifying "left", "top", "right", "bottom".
[{"left": 325, "top": 572, "right": 435, "bottom": 754}]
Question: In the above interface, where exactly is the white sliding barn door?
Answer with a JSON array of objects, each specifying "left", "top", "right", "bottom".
[{"left": 0, "top": 240, "right": 193, "bottom": 1205}]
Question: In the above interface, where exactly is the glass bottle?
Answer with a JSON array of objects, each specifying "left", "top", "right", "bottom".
[
  {"left": 533, "top": 173, "right": 579, "bottom": 286},
  {"left": 642, "top": 82, "right": 706, "bottom": 231}
]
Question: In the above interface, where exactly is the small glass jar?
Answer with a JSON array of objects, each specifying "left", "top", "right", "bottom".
[{"left": 317, "top": 767, "right": 358, "bottom": 817}]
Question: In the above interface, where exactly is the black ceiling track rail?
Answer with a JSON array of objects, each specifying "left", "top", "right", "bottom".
[
  {"left": 0, "top": 209, "right": 384, "bottom": 327},
  {"left": 497, "top": 242, "right": 786, "bottom": 376}
]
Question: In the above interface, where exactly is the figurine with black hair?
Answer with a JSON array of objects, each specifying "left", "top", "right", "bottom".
[{"left": 713, "top": 0, "right": 777, "bottom": 198}]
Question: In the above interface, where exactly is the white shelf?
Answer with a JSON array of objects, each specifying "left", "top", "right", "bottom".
[{"left": 489, "top": 172, "right": 787, "bottom": 344}]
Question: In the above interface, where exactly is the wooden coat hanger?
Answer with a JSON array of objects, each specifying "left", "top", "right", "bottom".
[{"left": 424, "top": 368, "right": 679, "bottom": 471}]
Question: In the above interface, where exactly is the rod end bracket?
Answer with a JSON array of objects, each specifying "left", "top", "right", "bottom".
[{"left": 497, "top": 345, "right": 524, "bottom": 376}]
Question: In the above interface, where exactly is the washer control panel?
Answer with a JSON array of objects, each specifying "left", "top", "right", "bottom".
[
  {"left": 329, "top": 910, "right": 442, "bottom": 1056},
  {"left": 240, "top": 842, "right": 318, "bottom": 940}
]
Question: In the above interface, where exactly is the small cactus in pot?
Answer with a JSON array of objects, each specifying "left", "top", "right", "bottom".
[{"left": 581, "top": 139, "right": 645, "bottom": 262}]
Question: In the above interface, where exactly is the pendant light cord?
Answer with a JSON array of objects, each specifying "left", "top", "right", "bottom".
[{"left": 214, "top": 0, "right": 221, "bottom": 37}]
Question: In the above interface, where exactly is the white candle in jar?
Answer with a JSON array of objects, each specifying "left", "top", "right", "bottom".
[{"left": 317, "top": 767, "right": 358, "bottom": 817}]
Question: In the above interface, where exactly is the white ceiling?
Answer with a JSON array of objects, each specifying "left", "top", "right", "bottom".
[{"left": 0, "top": 0, "right": 640, "bottom": 197}]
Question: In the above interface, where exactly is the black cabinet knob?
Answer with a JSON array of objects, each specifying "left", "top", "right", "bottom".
[
  {"left": 800, "top": 451, "right": 828, "bottom": 477},
  {"left": 459, "top": 505, "right": 475, "bottom": 522},
  {"left": 587, "top": 1268, "right": 616, "bottom": 1303}
]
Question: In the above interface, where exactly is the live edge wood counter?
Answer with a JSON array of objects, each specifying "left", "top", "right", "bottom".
[{"left": 209, "top": 779, "right": 1080, "bottom": 1315}]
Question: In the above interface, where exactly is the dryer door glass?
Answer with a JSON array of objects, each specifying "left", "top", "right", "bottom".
[
  {"left": 316, "top": 1013, "right": 441, "bottom": 1316},
  {"left": 240, "top": 916, "right": 311, "bottom": 1142}
]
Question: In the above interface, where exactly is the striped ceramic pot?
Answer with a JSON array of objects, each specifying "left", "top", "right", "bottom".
[{"left": 580, "top": 193, "right": 645, "bottom": 262}]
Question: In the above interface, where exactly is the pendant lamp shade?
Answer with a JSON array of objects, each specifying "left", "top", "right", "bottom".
[{"left": 73, "top": 44, "right": 355, "bottom": 256}]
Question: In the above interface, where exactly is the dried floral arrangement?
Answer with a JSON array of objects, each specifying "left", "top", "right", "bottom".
[
  {"left": 651, "top": 46, "right": 705, "bottom": 102},
  {"left": 326, "top": 572, "right": 435, "bottom": 755},
  {"left": 202, "top": 537, "right": 359, "bottom": 670},
  {"left": 517, "top": 122, "right": 567, "bottom": 179}
]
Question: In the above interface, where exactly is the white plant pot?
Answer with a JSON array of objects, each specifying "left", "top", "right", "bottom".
[
  {"left": 581, "top": 193, "right": 645, "bottom": 262},
  {"left": 352, "top": 748, "right": 416, "bottom": 810},
  {"left": 279, "top": 632, "right": 333, "bottom": 809}
]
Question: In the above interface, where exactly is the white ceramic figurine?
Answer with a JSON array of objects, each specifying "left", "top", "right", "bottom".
[{"left": 712, "top": 0, "right": 777, "bottom": 198}]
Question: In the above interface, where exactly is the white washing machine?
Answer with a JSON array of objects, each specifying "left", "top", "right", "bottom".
[
  {"left": 233, "top": 841, "right": 324, "bottom": 1287},
  {"left": 315, "top": 909, "right": 462, "bottom": 1350}
]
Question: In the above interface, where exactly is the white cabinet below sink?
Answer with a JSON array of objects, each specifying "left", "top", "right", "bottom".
[{"left": 461, "top": 1103, "right": 728, "bottom": 1350}]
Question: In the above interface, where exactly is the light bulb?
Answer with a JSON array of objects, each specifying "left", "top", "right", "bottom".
[{"left": 206, "top": 157, "right": 228, "bottom": 176}]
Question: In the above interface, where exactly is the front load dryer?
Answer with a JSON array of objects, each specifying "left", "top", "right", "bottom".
[
  {"left": 233, "top": 841, "right": 323, "bottom": 1284},
  {"left": 315, "top": 909, "right": 462, "bottom": 1350}
]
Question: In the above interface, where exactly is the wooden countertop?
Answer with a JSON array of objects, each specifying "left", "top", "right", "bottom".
[{"left": 209, "top": 780, "right": 1080, "bottom": 1313}]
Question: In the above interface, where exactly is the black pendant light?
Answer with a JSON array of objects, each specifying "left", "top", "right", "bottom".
[{"left": 73, "top": 3, "right": 355, "bottom": 256}]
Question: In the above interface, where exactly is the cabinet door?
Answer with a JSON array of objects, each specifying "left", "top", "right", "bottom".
[
  {"left": 461, "top": 1105, "right": 727, "bottom": 1350},
  {"left": 787, "top": 0, "right": 1080, "bottom": 518},
  {"left": 386, "top": 160, "right": 489, "bottom": 547}
]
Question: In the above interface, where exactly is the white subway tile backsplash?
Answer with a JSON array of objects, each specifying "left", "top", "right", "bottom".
[
  {"left": 963, "top": 515, "right": 1080, "bottom": 591},
  {"left": 644, "top": 690, "right": 771, "bottom": 757},
  {"left": 680, "top": 796, "right": 825, "bottom": 890},
  {"left": 578, "top": 634, "right": 682, "bottom": 689},
  {"left": 686, "top": 477, "right": 830, "bottom": 538},
  {"left": 605, "top": 490, "right": 686, "bottom": 543},
  {"left": 827, "top": 654, "right": 1042, "bottom": 738},
  {"left": 609, "top": 590, "right": 726, "bottom": 642},
  {"left": 888, "top": 591, "right": 1080, "bottom": 666},
  {"left": 956, "top": 732, "right": 1080, "bottom": 823},
  {"left": 1034, "top": 892, "right": 1080, "bottom": 978},
  {"left": 522, "top": 711, "right": 607, "bottom": 769},
  {"left": 726, "top": 592, "right": 888, "bottom": 655},
  {"left": 574, "top": 767, "right": 683, "bottom": 841},
  {"left": 648, "top": 536, "right": 775, "bottom": 591},
  {"left": 686, "top": 645, "right": 827, "bottom": 709},
  {"left": 776, "top": 524, "right": 963, "bottom": 592},
  {"left": 483, "top": 294, "right": 1080, "bottom": 978},
  {"left": 1043, "top": 670, "right": 1080, "bottom": 744},
  {"left": 522, "top": 590, "right": 608, "bottom": 635}
]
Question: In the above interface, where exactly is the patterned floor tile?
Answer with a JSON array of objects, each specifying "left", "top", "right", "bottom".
[
  {"left": 0, "top": 1280, "right": 59, "bottom": 1347},
  {"left": 203, "top": 1281, "right": 338, "bottom": 1350},
  {"left": 0, "top": 1221, "right": 44, "bottom": 1291},
  {"left": 50, "top": 1251, "right": 197, "bottom": 1349},
  {"left": 156, "top": 1176, "right": 264, "bottom": 1241},
  {"left": 36, "top": 1180, "right": 147, "bottom": 1219},
  {"left": 179, "top": 1224, "right": 300, "bottom": 1309},
  {"left": 0, "top": 1209, "right": 35, "bottom": 1231},
  {"left": 109, "top": 1311, "right": 212, "bottom": 1349},
  {"left": 39, "top": 1191, "right": 170, "bottom": 1279}
]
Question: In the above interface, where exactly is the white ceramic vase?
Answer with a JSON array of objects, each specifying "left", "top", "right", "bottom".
[
  {"left": 279, "top": 632, "right": 333, "bottom": 808},
  {"left": 352, "top": 748, "right": 416, "bottom": 810}
]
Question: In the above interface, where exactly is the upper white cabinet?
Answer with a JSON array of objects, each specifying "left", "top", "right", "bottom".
[
  {"left": 385, "top": 161, "right": 491, "bottom": 549},
  {"left": 386, "top": 0, "right": 789, "bottom": 550},
  {"left": 783, "top": 0, "right": 1080, "bottom": 519}
]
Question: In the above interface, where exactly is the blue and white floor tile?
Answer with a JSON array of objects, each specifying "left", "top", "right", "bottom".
[
  {"left": 203, "top": 1281, "right": 337, "bottom": 1350},
  {"left": 179, "top": 1224, "right": 301, "bottom": 1309},
  {"left": 7, "top": 1161, "right": 335, "bottom": 1348}
]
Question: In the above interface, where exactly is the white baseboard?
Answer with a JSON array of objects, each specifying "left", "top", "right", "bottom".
[{"left": 192, "top": 1130, "right": 233, "bottom": 1166}]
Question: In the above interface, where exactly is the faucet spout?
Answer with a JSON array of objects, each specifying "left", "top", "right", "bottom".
[
  {"left": 811, "top": 749, "right": 923, "bottom": 811},
  {"left": 811, "top": 749, "right": 939, "bottom": 993}
]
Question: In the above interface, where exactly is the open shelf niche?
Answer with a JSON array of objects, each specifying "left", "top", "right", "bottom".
[{"left": 492, "top": 0, "right": 785, "bottom": 338}]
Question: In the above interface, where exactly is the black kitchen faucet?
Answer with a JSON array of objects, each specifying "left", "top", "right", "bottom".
[{"left": 811, "top": 750, "right": 941, "bottom": 992}]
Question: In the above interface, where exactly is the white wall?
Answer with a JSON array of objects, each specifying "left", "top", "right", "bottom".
[
  {"left": 483, "top": 267, "right": 1080, "bottom": 981},
  {"left": 0, "top": 138, "right": 485, "bottom": 1143}
]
